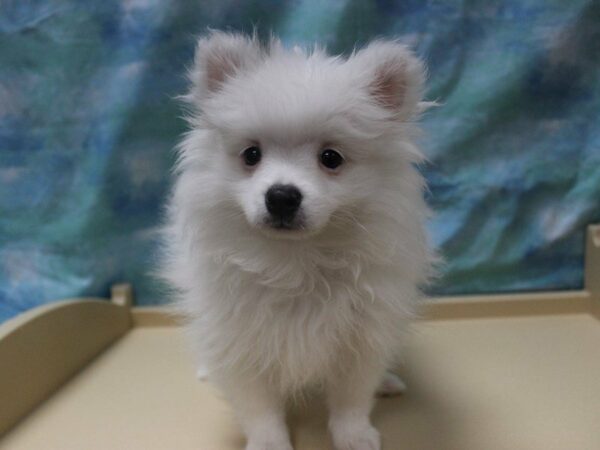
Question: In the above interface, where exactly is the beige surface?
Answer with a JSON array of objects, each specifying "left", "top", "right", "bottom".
[
  {"left": 0, "top": 299, "right": 130, "bottom": 435},
  {"left": 2, "top": 315, "right": 599, "bottom": 450}
]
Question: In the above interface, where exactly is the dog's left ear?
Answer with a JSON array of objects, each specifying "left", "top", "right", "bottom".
[
  {"left": 189, "top": 31, "right": 263, "bottom": 103},
  {"left": 352, "top": 41, "right": 426, "bottom": 120}
]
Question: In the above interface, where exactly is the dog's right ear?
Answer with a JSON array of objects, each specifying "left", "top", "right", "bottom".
[
  {"left": 189, "top": 31, "right": 263, "bottom": 102},
  {"left": 350, "top": 40, "right": 426, "bottom": 121}
]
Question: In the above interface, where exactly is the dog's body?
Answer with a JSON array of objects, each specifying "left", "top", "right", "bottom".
[{"left": 161, "top": 32, "right": 434, "bottom": 450}]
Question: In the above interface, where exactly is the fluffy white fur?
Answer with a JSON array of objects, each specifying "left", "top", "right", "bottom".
[{"left": 160, "top": 31, "right": 435, "bottom": 450}]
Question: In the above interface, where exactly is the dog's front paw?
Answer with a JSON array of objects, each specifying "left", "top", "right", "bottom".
[
  {"left": 195, "top": 365, "right": 209, "bottom": 381},
  {"left": 329, "top": 417, "right": 381, "bottom": 450},
  {"left": 376, "top": 371, "right": 407, "bottom": 397}
]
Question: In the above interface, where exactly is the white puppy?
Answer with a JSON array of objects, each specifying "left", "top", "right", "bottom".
[{"left": 161, "top": 31, "right": 435, "bottom": 450}]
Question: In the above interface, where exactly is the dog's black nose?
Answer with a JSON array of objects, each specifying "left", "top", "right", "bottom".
[{"left": 265, "top": 184, "right": 302, "bottom": 221}]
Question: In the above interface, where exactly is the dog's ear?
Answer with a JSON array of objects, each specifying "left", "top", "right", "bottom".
[
  {"left": 189, "top": 31, "right": 263, "bottom": 102},
  {"left": 352, "top": 41, "right": 426, "bottom": 120}
]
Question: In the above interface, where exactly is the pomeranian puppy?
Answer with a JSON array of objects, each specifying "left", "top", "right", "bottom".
[{"left": 161, "top": 31, "right": 434, "bottom": 450}]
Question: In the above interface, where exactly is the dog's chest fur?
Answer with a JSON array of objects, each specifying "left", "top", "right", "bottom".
[{"left": 182, "top": 241, "right": 415, "bottom": 392}]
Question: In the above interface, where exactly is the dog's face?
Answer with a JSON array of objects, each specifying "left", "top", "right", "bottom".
[{"left": 186, "top": 33, "right": 425, "bottom": 239}]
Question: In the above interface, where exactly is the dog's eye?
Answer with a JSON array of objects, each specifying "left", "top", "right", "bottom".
[
  {"left": 242, "top": 146, "right": 262, "bottom": 166},
  {"left": 320, "top": 149, "right": 344, "bottom": 170}
]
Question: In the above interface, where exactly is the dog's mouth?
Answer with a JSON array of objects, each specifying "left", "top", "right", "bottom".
[
  {"left": 263, "top": 209, "right": 305, "bottom": 230},
  {"left": 259, "top": 215, "right": 315, "bottom": 239},
  {"left": 266, "top": 218, "right": 298, "bottom": 230}
]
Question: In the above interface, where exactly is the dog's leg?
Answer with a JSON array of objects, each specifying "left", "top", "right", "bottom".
[
  {"left": 376, "top": 371, "right": 407, "bottom": 397},
  {"left": 326, "top": 359, "right": 383, "bottom": 450},
  {"left": 220, "top": 376, "right": 292, "bottom": 450}
]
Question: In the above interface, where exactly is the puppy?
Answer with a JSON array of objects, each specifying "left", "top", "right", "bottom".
[{"left": 161, "top": 31, "right": 434, "bottom": 450}]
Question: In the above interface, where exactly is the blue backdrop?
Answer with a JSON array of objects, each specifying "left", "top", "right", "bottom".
[{"left": 1, "top": 0, "right": 599, "bottom": 323}]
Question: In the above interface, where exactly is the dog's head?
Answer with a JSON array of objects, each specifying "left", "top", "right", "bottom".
[{"left": 183, "top": 31, "right": 426, "bottom": 239}]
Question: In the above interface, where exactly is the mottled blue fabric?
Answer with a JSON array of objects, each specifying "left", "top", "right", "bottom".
[{"left": 1, "top": 0, "right": 599, "bottom": 322}]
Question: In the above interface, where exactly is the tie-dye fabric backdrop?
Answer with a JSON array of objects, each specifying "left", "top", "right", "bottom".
[{"left": 1, "top": 0, "right": 599, "bottom": 323}]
